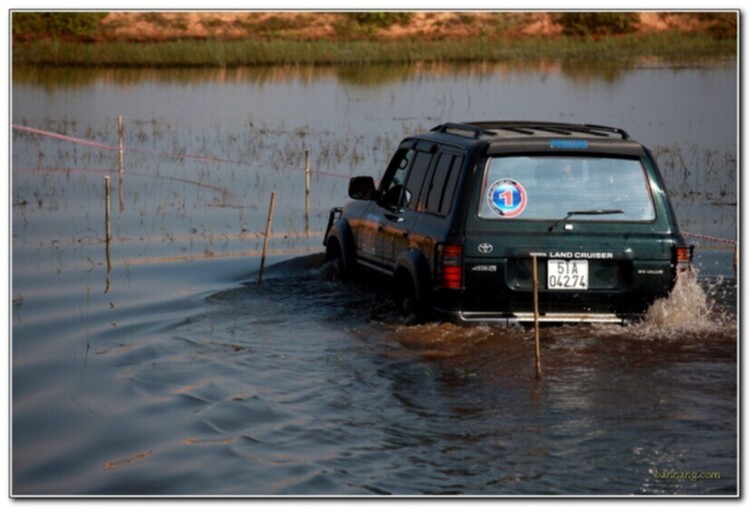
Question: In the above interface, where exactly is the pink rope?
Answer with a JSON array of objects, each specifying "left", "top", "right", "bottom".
[
  {"left": 683, "top": 232, "right": 737, "bottom": 245},
  {"left": 15, "top": 167, "right": 231, "bottom": 197},
  {"left": 12, "top": 124, "right": 119, "bottom": 151},
  {"left": 14, "top": 123, "right": 357, "bottom": 179},
  {"left": 309, "top": 169, "right": 352, "bottom": 179}
]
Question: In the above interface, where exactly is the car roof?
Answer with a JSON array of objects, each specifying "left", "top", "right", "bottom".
[{"left": 411, "top": 121, "right": 646, "bottom": 155}]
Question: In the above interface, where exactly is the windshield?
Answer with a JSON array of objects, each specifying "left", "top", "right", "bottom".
[{"left": 478, "top": 155, "right": 656, "bottom": 221}]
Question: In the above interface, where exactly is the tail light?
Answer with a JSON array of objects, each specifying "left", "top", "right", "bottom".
[
  {"left": 437, "top": 244, "right": 463, "bottom": 290},
  {"left": 674, "top": 245, "right": 694, "bottom": 274}
]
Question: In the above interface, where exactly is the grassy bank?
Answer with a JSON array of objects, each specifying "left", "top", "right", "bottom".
[{"left": 12, "top": 32, "right": 736, "bottom": 68}]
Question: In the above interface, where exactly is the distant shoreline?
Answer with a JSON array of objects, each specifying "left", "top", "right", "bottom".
[
  {"left": 12, "top": 33, "right": 736, "bottom": 68},
  {"left": 12, "top": 12, "right": 736, "bottom": 67}
]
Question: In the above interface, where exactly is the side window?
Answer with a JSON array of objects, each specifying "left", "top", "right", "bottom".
[
  {"left": 379, "top": 148, "right": 415, "bottom": 208},
  {"left": 403, "top": 151, "right": 434, "bottom": 210},
  {"left": 426, "top": 153, "right": 464, "bottom": 215},
  {"left": 426, "top": 153, "right": 452, "bottom": 214},
  {"left": 440, "top": 155, "right": 463, "bottom": 215}
]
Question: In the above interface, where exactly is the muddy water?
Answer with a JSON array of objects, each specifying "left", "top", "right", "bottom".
[
  {"left": 11, "top": 61, "right": 737, "bottom": 495},
  {"left": 12, "top": 252, "right": 737, "bottom": 495}
]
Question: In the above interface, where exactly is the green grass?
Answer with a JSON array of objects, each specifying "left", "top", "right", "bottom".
[{"left": 13, "top": 32, "right": 736, "bottom": 68}]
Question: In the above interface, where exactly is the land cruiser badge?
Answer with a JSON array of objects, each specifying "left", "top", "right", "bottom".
[{"left": 478, "top": 243, "right": 494, "bottom": 254}]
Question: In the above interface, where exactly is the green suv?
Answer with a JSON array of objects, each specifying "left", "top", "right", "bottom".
[{"left": 323, "top": 121, "right": 692, "bottom": 324}]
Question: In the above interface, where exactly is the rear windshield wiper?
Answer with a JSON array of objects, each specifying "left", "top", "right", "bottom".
[{"left": 548, "top": 209, "right": 624, "bottom": 232}]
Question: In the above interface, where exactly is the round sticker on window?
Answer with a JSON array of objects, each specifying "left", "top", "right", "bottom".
[{"left": 487, "top": 178, "right": 527, "bottom": 218}]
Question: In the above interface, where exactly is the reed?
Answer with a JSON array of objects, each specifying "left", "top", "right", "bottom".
[{"left": 13, "top": 32, "right": 736, "bottom": 68}]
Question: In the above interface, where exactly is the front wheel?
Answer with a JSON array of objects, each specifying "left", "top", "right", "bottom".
[
  {"left": 324, "top": 240, "right": 350, "bottom": 282},
  {"left": 324, "top": 255, "right": 344, "bottom": 282}
]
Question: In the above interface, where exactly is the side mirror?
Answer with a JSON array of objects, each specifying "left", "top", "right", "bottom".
[{"left": 348, "top": 176, "right": 376, "bottom": 200}]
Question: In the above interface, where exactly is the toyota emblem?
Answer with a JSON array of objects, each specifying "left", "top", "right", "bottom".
[{"left": 478, "top": 243, "right": 493, "bottom": 254}]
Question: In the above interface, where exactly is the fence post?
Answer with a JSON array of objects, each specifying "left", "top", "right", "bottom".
[
  {"left": 118, "top": 114, "right": 124, "bottom": 175},
  {"left": 305, "top": 150, "right": 311, "bottom": 238},
  {"left": 105, "top": 176, "right": 112, "bottom": 274},
  {"left": 118, "top": 115, "right": 125, "bottom": 213},
  {"left": 532, "top": 255, "right": 542, "bottom": 380},
  {"left": 258, "top": 192, "right": 276, "bottom": 285}
]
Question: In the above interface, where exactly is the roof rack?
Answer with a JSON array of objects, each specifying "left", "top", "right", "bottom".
[
  {"left": 434, "top": 121, "right": 631, "bottom": 140},
  {"left": 581, "top": 123, "right": 631, "bottom": 140},
  {"left": 430, "top": 122, "right": 492, "bottom": 139}
]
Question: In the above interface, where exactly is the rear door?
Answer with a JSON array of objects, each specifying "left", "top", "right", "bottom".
[
  {"left": 462, "top": 152, "right": 679, "bottom": 314},
  {"left": 408, "top": 148, "right": 465, "bottom": 271}
]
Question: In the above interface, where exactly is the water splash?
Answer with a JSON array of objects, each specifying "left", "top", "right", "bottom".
[
  {"left": 646, "top": 274, "right": 711, "bottom": 327},
  {"left": 640, "top": 272, "right": 736, "bottom": 337},
  {"left": 380, "top": 271, "right": 736, "bottom": 352}
]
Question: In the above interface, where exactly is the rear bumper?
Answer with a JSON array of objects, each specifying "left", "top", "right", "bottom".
[{"left": 437, "top": 309, "right": 638, "bottom": 325}]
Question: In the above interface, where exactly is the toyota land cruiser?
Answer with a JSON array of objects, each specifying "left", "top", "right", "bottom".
[{"left": 323, "top": 121, "right": 692, "bottom": 325}]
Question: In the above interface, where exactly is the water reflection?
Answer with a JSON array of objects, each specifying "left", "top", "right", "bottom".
[
  {"left": 14, "top": 58, "right": 736, "bottom": 90},
  {"left": 560, "top": 59, "right": 626, "bottom": 84}
]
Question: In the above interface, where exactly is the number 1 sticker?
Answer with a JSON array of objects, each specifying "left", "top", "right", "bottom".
[{"left": 487, "top": 179, "right": 527, "bottom": 218}]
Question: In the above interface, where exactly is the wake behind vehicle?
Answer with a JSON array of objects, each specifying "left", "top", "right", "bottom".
[{"left": 324, "top": 121, "right": 692, "bottom": 325}]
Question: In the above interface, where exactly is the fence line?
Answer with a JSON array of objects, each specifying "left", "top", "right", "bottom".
[
  {"left": 15, "top": 124, "right": 738, "bottom": 233},
  {"left": 15, "top": 166, "right": 234, "bottom": 198},
  {"left": 23, "top": 122, "right": 736, "bottom": 248},
  {"left": 12, "top": 122, "right": 354, "bottom": 180},
  {"left": 683, "top": 231, "right": 738, "bottom": 276},
  {"left": 308, "top": 168, "right": 352, "bottom": 179},
  {"left": 683, "top": 232, "right": 737, "bottom": 245},
  {"left": 12, "top": 124, "right": 120, "bottom": 152}
]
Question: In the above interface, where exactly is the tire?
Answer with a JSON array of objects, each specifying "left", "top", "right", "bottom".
[
  {"left": 324, "top": 240, "right": 349, "bottom": 282},
  {"left": 394, "top": 271, "right": 428, "bottom": 323}
]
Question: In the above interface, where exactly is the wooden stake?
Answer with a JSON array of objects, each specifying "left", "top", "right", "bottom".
[
  {"left": 532, "top": 255, "right": 542, "bottom": 380},
  {"left": 105, "top": 176, "right": 111, "bottom": 242},
  {"left": 105, "top": 176, "right": 112, "bottom": 273},
  {"left": 118, "top": 170, "right": 124, "bottom": 214},
  {"left": 258, "top": 191, "right": 276, "bottom": 285},
  {"left": 305, "top": 149, "right": 311, "bottom": 238},
  {"left": 118, "top": 114, "right": 124, "bottom": 176},
  {"left": 118, "top": 115, "right": 125, "bottom": 213}
]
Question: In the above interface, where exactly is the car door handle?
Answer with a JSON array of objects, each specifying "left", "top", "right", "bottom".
[{"left": 384, "top": 213, "right": 405, "bottom": 223}]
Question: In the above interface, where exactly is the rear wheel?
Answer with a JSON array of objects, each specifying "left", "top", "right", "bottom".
[{"left": 394, "top": 271, "right": 429, "bottom": 323}]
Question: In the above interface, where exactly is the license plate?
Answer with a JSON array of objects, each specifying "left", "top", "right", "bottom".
[{"left": 547, "top": 260, "right": 588, "bottom": 290}]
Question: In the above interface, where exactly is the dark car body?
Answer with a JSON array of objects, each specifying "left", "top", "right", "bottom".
[{"left": 324, "top": 121, "right": 692, "bottom": 325}]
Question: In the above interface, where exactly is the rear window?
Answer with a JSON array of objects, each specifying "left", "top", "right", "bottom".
[{"left": 477, "top": 156, "right": 656, "bottom": 221}]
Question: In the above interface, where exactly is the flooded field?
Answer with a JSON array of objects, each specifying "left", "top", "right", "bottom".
[{"left": 11, "top": 61, "right": 738, "bottom": 496}]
